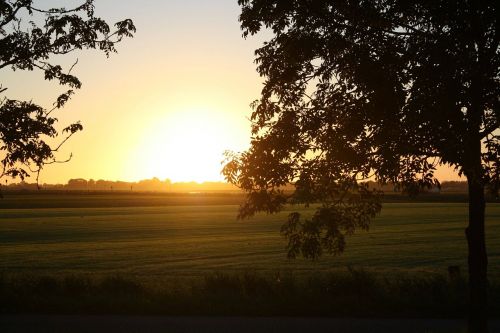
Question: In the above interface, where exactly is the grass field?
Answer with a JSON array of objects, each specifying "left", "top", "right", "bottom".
[
  {"left": 1, "top": 193, "right": 500, "bottom": 317},
  {"left": 1, "top": 193, "right": 500, "bottom": 278}
]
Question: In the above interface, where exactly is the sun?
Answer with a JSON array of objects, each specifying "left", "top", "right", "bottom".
[{"left": 128, "top": 107, "right": 234, "bottom": 183}]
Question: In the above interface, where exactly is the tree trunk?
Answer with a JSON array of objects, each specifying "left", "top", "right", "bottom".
[{"left": 466, "top": 177, "right": 488, "bottom": 333}]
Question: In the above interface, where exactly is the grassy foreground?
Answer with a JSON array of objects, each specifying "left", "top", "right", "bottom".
[
  {"left": 2, "top": 269, "right": 499, "bottom": 317},
  {"left": 1, "top": 193, "right": 500, "bottom": 316}
]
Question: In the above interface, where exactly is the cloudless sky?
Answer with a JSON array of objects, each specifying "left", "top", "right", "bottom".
[{"left": 2, "top": 0, "right": 460, "bottom": 183}]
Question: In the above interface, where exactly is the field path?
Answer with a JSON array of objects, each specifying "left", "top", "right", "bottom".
[{"left": 2, "top": 315, "right": 500, "bottom": 333}]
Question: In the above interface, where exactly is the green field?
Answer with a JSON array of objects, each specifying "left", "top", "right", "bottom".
[{"left": 1, "top": 193, "right": 500, "bottom": 279}]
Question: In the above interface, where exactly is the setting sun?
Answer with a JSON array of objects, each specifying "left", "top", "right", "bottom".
[{"left": 128, "top": 107, "right": 233, "bottom": 183}]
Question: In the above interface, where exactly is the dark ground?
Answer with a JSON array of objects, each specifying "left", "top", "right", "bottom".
[{"left": 2, "top": 315, "right": 500, "bottom": 333}]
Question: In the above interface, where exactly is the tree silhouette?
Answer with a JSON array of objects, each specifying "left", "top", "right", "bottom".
[
  {"left": 0, "top": 0, "right": 135, "bottom": 182},
  {"left": 224, "top": 1, "right": 499, "bottom": 331}
]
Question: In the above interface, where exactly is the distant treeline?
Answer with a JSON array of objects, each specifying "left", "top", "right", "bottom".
[
  {"left": 1, "top": 177, "right": 239, "bottom": 193},
  {"left": 366, "top": 180, "right": 467, "bottom": 193},
  {"left": 0, "top": 178, "right": 468, "bottom": 193}
]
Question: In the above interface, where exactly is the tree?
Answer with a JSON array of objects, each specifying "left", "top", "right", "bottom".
[
  {"left": 223, "top": 1, "right": 499, "bottom": 331},
  {"left": 0, "top": 0, "right": 135, "bottom": 183}
]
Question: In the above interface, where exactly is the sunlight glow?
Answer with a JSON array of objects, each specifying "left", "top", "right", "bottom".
[{"left": 128, "top": 107, "right": 233, "bottom": 183}]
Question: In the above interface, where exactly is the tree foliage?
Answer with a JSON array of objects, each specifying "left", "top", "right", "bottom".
[
  {"left": 224, "top": 0, "right": 499, "bottom": 258},
  {"left": 0, "top": 0, "right": 135, "bottom": 181}
]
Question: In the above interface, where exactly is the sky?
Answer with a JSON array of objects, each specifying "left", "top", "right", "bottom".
[{"left": 2, "top": 0, "right": 460, "bottom": 184}]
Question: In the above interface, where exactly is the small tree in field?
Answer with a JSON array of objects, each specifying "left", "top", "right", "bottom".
[
  {"left": 0, "top": 0, "right": 135, "bottom": 182},
  {"left": 223, "top": 1, "right": 499, "bottom": 331}
]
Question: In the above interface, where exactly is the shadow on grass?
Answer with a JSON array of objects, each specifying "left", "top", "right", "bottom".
[{"left": 1, "top": 268, "right": 498, "bottom": 318}]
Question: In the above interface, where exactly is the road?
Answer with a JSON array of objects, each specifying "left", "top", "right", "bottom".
[{"left": 3, "top": 315, "right": 500, "bottom": 332}]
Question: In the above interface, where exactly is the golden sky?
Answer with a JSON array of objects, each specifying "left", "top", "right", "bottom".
[{"left": 2, "top": 0, "right": 460, "bottom": 184}]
